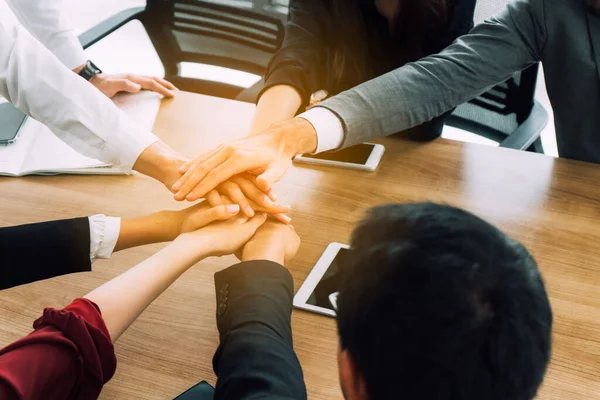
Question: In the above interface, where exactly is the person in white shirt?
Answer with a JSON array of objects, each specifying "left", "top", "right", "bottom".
[{"left": 0, "top": 0, "right": 288, "bottom": 219}]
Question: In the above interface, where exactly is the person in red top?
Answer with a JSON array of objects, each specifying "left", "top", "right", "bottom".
[{"left": 0, "top": 202, "right": 268, "bottom": 400}]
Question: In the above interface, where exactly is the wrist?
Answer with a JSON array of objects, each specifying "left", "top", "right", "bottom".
[
  {"left": 72, "top": 63, "right": 85, "bottom": 74},
  {"left": 133, "top": 141, "right": 187, "bottom": 187},
  {"left": 171, "top": 234, "right": 213, "bottom": 262},
  {"left": 152, "top": 210, "right": 182, "bottom": 242},
  {"left": 272, "top": 117, "right": 318, "bottom": 157},
  {"left": 242, "top": 242, "right": 285, "bottom": 265}
]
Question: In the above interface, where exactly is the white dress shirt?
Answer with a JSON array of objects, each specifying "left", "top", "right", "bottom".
[
  {"left": 0, "top": 0, "right": 159, "bottom": 170},
  {"left": 88, "top": 215, "right": 120, "bottom": 261},
  {"left": 5, "top": 0, "right": 86, "bottom": 70},
  {"left": 298, "top": 107, "right": 344, "bottom": 153}
]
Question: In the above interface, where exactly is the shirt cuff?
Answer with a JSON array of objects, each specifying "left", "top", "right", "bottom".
[
  {"left": 108, "top": 131, "right": 161, "bottom": 171},
  {"left": 51, "top": 38, "right": 88, "bottom": 71},
  {"left": 297, "top": 107, "right": 344, "bottom": 153},
  {"left": 88, "top": 215, "right": 121, "bottom": 261}
]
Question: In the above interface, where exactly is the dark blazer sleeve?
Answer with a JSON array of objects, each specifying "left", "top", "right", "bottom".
[
  {"left": 260, "top": 0, "right": 331, "bottom": 108},
  {"left": 212, "top": 261, "right": 307, "bottom": 400},
  {"left": 0, "top": 218, "right": 91, "bottom": 290}
]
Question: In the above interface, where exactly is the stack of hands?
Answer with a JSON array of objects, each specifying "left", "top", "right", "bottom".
[
  {"left": 91, "top": 71, "right": 316, "bottom": 227},
  {"left": 134, "top": 119, "right": 317, "bottom": 225}
]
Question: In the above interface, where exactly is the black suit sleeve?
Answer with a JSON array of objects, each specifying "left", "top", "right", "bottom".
[
  {"left": 212, "top": 261, "right": 307, "bottom": 400},
  {"left": 0, "top": 218, "right": 91, "bottom": 290}
]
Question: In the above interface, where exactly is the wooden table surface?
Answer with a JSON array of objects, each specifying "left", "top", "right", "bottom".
[{"left": 0, "top": 92, "right": 599, "bottom": 399}]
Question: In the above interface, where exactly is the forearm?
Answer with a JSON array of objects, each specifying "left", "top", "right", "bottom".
[
  {"left": 317, "top": 1, "right": 544, "bottom": 147},
  {"left": 249, "top": 85, "right": 302, "bottom": 135},
  {"left": 114, "top": 211, "right": 181, "bottom": 252},
  {"left": 0, "top": 8, "right": 158, "bottom": 169},
  {"left": 5, "top": 0, "right": 86, "bottom": 69},
  {"left": 84, "top": 238, "right": 210, "bottom": 341},
  {"left": 213, "top": 261, "right": 306, "bottom": 399}
]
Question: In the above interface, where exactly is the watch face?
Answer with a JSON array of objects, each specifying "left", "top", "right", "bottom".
[{"left": 79, "top": 61, "right": 102, "bottom": 81}]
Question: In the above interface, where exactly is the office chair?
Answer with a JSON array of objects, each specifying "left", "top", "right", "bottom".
[
  {"left": 445, "top": 0, "right": 548, "bottom": 152},
  {"left": 79, "top": 0, "right": 285, "bottom": 100}
]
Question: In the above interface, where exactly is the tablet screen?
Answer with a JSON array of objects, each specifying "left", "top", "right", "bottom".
[{"left": 306, "top": 248, "right": 350, "bottom": 311}]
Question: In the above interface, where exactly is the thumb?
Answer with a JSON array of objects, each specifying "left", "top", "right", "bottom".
[
  {"left": 256, "top": 159, "right": 291, "bottom": 192},
  {"left": 117, "top": 79, "right": 142, "bottom": 94},
  {"left": 239, "top": 213, "right": 267, "bottom": 237},
  {"left": 187, "top": 204, "right": 240, "bottom": 231}
]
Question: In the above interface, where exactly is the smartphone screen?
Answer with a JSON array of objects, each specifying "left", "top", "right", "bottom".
[
  {"left": 0, "top": 103, "right": 26, "bottom": 145},
  {"left": 300, "top": 143, "right": 375, "bottom": 165},
  {"left": 306, "top": 248, "right": 350, "bottom": 311}
]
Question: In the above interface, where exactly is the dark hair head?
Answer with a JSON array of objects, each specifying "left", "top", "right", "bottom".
[{"left": 336, "top": 203, "right": 552, "bottom": 400}]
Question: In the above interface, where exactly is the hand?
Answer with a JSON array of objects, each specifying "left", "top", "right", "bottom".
[
  {"left": 171, "top": 117, "right": 318, "bottom": 201},
  {"left": 176, "top": 213, "right": 267, "bottom": 257},
  {"left": 238, "top": 221, "right": 301, "bottom": 265},
  {"left": 90, "top": 73, "right": 177, "bottom": 98},
  {"left": 174, "top": 202, "right": 242, "bottom": 236},
  {"left": 132, "top": 141, "right": 188, "bottom": 191},
  {"left": 205, "top": 173, "right": 291, "bottom": 223}
]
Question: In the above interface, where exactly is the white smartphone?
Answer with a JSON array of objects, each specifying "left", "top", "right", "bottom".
[
  {"left": 294, "top": 242, "right": 350, "bottom": 317},
  {"left": 294, "top": 143, "right": 385, "bottom": 172}
]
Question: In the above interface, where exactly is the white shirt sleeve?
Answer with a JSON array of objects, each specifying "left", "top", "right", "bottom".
[
  {"left": 297, "top": 107, "right": 345, "bottom": 153},
  {"left": 0, "top": 3, "right": 159, "bottom": 169},
  {"left": 88, "top": 215, "right": 121, "bottom": 261},
  {"left": 5, "top": 0, "right": 86, "bottom": 70}
]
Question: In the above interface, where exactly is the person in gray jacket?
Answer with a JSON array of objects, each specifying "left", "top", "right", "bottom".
[{"left": 169, "top": 0, "right": 600, "bottom": 202}]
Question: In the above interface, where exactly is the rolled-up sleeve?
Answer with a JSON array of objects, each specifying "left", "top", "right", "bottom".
[
  {"left": 0, "top": 3, "right": 159, "bottom": 170},
  {"left": 0, "top": 298, "right": 116, "bottom": 400}
]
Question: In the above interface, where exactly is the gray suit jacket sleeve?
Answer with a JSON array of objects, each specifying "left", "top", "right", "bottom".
[{"left": 315, "top": 0, "right": 548, "bottom": 147}]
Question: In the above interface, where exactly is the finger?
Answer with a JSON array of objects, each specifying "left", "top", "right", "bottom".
[
  {"left": 242, "top": 213, "right": 268, "bottom": 234},
  {"left": 231, "top": 175, "right": 289, "bottom": 213},
  {"left": 241, "top": 173, "right": 278, "bottom": 202},
  {"left": 271, "top": 213, "right": 292, "bottom": 225},
  {"left": 187, "top": 204, "right": 240, "bottom": 231},
  {"left": 220, "top": 181, "right": 254, "bottom": 217},
  {"left": 255, "top": 159, "right": 291, "bottom": 192},
  {"left": 131, "top": 76, "right": 175, "bottom": 97},
  {"left": 154, "top": 76, "right": 178, "bottom": 91},
  {"left": 117, "top": 79, "right": 142, "bottom": 94},
  {"left": 185, "top": 156, "right": 254, "bottom": 202},
  {"left": 266, "top": 189, "right": 277, "bottom": 202},
  {"left": 174, "top": 148, "right": 232, "bottom": 200},
  {"left": 206, "top": 190, "right": 223, "bottom": 206},
  {"left": 173, "top": 146, "right": 225, "bottom": 191}
]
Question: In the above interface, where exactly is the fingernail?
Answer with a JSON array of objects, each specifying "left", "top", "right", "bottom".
[
  {"left": 186, "top": 194, "right": 196, "bottom": 201},
  {"left": 173, "top": 182, "right": 182, "bottom": 190},
  {"left": 227, "top": 204, "right": 240, "bottom": 214},
  {"left": 245, "top": 205, "right": 255, "bottom": 217},
  {"left": 270, "top": 192, "right": 278, "bottom": 201},
  {"left": 263, "top": 196, "right": 275, "bottom": 206},
  {"left": 278, "top": 214, "right": 292, "bottom": 223}
]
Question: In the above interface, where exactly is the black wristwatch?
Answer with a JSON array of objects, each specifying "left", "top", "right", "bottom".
[{"left": 78, "top": 60, "right": 102, "bottom": 81}]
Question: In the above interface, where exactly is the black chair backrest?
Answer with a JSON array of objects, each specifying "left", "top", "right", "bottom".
[
  {"left": 171, "top": 0, "right": 283, "bottom": 52},
  {"left": 448, "top": 0, "right": 539, "bottom": 140}
]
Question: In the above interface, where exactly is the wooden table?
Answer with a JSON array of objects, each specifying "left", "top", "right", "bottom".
[{"left": 0, "top": 92, "right": 599, "bottom": 399}]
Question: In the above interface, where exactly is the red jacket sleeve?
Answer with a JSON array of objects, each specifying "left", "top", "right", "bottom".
[{"left": 0, "top": 298, "right": 117, "bottom": 400}]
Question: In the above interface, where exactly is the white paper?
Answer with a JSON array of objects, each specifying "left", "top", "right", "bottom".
[{"left": 0, "top": 91, "right": 161, "bottom": 176}]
